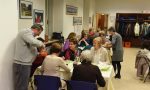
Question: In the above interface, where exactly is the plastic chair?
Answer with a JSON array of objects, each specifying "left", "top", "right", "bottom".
[
  {"left": 34, "top": 75, "right": 61, "bottom": 90},
  {"left": 143, "top": 56, "right": 150, "bottom": 82},
  {"left": 66, "top": 80, "right": 97, "bottom": 90}
]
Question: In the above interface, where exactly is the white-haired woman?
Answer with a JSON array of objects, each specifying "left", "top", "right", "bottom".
[
  {"left": 91, "top": 37, "right": 109, "bottom": 64},
  {"left": 71, "top": 50, "right": 106, "bottom": 87}
]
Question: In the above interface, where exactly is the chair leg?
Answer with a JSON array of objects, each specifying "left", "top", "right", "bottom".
[
  {"left": 144, "top": 74, "right": 148, "bottom": 82},
  {"left": 29, "top": 77, "right": 34, "bottom": 90},
  {"left": 31, "top": 81, "right": 34, "bottom": 90},
  {"left": 143, "top": 68, "right": 150, "bottom": 83}
]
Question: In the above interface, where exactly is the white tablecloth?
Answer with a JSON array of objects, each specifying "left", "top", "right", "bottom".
[
  {"left": 35, "top": 60, "right": 114, "bottom": 90},
  {"left": 59, "top": 60, "right": 114, "bottom": 90}
]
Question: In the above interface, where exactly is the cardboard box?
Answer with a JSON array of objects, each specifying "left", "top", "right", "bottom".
[{"left": 125, "top": 42, "right": 131, "bottom": 48}]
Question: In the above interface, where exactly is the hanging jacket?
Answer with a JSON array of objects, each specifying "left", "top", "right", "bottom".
[{"left": 134, "top": 23, "right": 140, "bottom": 36}]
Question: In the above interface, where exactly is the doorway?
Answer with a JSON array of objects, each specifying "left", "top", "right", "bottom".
[{"left": 96, "top": 13, "right": 108, "bottom": 30}]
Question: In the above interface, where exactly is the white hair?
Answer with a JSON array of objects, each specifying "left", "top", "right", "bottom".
[{"left": 80, "top": 50, "right": 92, "bottom": 62}]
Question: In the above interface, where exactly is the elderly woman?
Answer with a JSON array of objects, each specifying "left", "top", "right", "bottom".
[
  {"left": 91, "top": 37, "right": 109, "bottom": 64},
  {"left": 99, "top": 31, "right": 112, "bottom": 62},
  {"left": 41, "top": 43, "right": 70, "bottom": 89},
  {"left": 71, "top": 50, "right": 106, "bottom": 87},
  {"left": 41, "top": 43, "right": 70, "bottom": 75}
]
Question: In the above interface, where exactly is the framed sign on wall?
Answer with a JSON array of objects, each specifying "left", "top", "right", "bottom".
[
  {"left": 33, "top": 9, "right": 44, "bottom": 25},
  {"left": 19, "top": 0, "right": 33, "bottom": 19},
  {"left": 73, "top": 17, "right": 82, "bottom": 25},
  {"left": 66, "top": 5, "right": 78, "bottom": 15}
]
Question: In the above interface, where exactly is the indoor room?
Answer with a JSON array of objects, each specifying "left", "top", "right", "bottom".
[{"left": 0, "top": 0, "right": 150, "bottom": 90}]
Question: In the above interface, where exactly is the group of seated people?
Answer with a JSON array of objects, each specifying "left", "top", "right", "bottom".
[
  {"left": 32, "top": 28, "right": 113, "bottom": 89},
  {"left": 61, "top": 29, "right": 112, "bottom": 62},
  {"left": 40, "top": 43, "right": 106, "bottom": 89}
]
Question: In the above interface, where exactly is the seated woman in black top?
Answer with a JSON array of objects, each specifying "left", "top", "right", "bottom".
[
  {"left": 78, "top": 33, "right": 92, "bottom": 50},
  {"left": 71, "top": 50, "right": 106, "bottom": 87}
]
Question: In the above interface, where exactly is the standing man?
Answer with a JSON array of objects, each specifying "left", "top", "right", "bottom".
[
  {"left": 13, "top": 24, "right": 45, "bottom": 90},
  {"left": 108, "top": 27, "right": 123, "bottom": 79}
]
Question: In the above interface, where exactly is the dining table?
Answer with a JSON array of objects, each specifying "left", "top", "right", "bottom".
[
  {"left": 34, "top": 60, "right": 115, "bottom": 90},
  {"left": 59, "top": 60, "right": 115, "bottom": 90}
]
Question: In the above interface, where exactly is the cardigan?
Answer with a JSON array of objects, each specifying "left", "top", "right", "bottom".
[{"left": 13, "top": 28, "right": 44, "bottom": 65}]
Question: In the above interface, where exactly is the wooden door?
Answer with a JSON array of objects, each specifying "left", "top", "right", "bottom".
[{"left": 96, "top": 13, "right": 108, "bottom": 30}]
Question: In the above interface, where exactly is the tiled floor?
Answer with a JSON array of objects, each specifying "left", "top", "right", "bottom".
[{"left": 112, "top": 48, "right": 150, "bottom": 90}]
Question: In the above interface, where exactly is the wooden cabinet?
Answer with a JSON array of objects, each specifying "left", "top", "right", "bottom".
[{"left": 115, "top": 13, "right": 150, "bottom": 47}]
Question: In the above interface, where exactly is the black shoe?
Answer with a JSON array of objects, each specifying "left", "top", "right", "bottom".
[
  {"left": 115, "top": 74, "right": 121, "bottom": 79},
  {"left": 114, "top": 74, "right": 117, "bottom": 78}
]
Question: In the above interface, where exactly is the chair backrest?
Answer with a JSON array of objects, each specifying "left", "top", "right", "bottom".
[
  {"left": 34, "top": 75, "right": 61, "bottom": 90},
  {"left": 142, "top": 55, "right": 150, "bottom": 82},
  {"left": 66, "top": 80, "right": 97, "bottom": 90}
]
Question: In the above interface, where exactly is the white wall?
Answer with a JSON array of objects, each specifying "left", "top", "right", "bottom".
[
  {"left": 0, "top": 0, "right": 45, "bottom": 89},
  {"left": 89, "top": 0, "right": 95, "bottom": 28},
  {"left": 53, "top": 0, "right": 64, "bottom": 33},
  {"left": 0, "top": 0, "right": 18, "bottom": 90},
  {"left": 47, "top": 0, "right": 53, "bottom": 37},
  {"left": 63, "top": 0, "right": 83, "bottom": 38},
  {"left": 48, "top": 0, "right": 94, "bottom": 38},
  {"left": 95, "top": 0, "right": 150, "bottom": 27},
  {"left": 83, "top": 0, "right": 96, "bottom": 30},
  {"left": 18, "top": 0, "right": 45, "bottom": 38},
  {"left": 83, "top": 0, "right": 90, "bottom": 30},
  {"left": 47, "top": 0, "right": 64, "bottom": 38}
]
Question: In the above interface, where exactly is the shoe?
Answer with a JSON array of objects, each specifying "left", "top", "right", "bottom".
[
  {"left": 114, "top": 74, "right": 117, "bottom": 78},
  {"left": 115, "top": 74, "right": 121, "bottom": 79}
]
